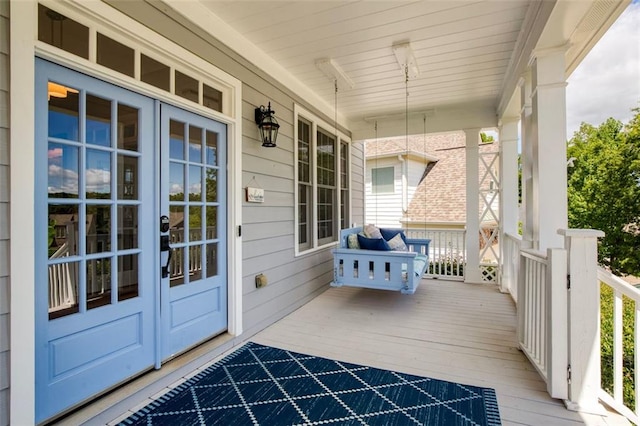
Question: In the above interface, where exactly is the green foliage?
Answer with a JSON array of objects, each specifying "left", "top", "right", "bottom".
[
  {"left": 480, "top": 132, "right": 494, "bottom": 143},
  {"left": 429, "top": 255, "right": 465, "bottom": 276},
  {"left": 600, "top": 283, "right": 636, "bottom": 409},
  {"left": 567, "top": 110, "right": 640, "bottom": 276}
]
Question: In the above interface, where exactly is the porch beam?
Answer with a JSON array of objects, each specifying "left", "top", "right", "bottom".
[{"left": 464, "top": 128, "right": 482, "bottom": 283}]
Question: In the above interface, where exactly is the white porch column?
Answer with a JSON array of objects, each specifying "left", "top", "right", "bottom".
[
  {"left": 498, "top": 118, "right": 519, "bottom": 292},
  {"left": 464, "top": 128, "right": 482, "bottom": 283},
  {"left": 559, "top": 229, "right": 605, "bottom": 414},
  {"left": 530, "top": 49, "right": 569, "bottom": 251},
  {"left": 519, "top": 73, "right": 534, "bottom": 247}
]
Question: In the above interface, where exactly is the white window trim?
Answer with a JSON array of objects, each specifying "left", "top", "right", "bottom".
[
  {"left": 10, "top": 2, "right": 243, "bottom": 423},
  {"left": 294, "top": 105, "right": 351, "bottom": 257}
]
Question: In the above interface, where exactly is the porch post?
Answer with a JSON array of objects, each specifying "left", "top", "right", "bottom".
[
  {"left": 519, "top": 72, "right": 534, "bottom": 248},
  {"left": 498, "top": 118, "right": 519, "bottom": 292},
  {"left": 464, "top": 128, "right": 482, "bottom": 283},
  {"left": 530, "top": 49, "right": 569, "bottom": 251},
  {"left": 559, "top": 229, "right": 605, "bottom": 414}
]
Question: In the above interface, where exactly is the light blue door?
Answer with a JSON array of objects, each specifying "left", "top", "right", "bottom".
[
  {"left": 34, "top": 60, "right": 228, "bottom": 422},
  {"left": 160, "top": 104, "right": 227, "bottom": 359}
]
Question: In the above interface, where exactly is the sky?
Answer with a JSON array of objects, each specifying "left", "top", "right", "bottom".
[{"left": 566, "top": 1, "right": 640, "bottom": 137}]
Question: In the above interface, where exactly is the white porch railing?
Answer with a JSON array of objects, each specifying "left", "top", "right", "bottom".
[
  {"left": 406, "top": 229, "right": 466, "bottom": 280},
  {"left": 517, "top": 247, "right": 568, "bottom": 399},
  {"left": 597, "top": 267, "right": 640, "bottom": 425},
  {"left": 502, "top": 232, "right": 522, "bottom": 300}
]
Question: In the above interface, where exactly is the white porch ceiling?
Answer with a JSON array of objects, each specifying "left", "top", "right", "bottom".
[{"left": 195, "top": 0, "right": 627, "bottom": 138}]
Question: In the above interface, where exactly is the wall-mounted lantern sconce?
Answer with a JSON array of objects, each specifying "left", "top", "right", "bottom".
[{"left": 255, "top": 102, "right": 279, "bottom": 148}]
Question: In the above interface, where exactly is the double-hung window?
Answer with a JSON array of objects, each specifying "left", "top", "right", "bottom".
[{"left": 295, "top": 106, "right": 350, "bottom": 254}]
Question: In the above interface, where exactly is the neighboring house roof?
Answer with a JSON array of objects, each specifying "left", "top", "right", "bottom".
[{"left": 365, "top": 132, "right": 499, "bottom": 225}]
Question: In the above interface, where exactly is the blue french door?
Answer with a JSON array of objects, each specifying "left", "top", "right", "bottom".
[
  {"left": 159, "top": 104, "right": 227, "bottom": 359},
  {"left": 34, "top": 59, "right": 227, "bottom": 422}
]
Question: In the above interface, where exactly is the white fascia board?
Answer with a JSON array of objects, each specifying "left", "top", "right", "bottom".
[{"left": 161, "top": 0, "right": 350, "bottom": 129}]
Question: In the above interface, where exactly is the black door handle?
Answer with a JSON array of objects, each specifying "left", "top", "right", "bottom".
[{"left": 161, "top": 235, "right": 172, "bottom": 278}]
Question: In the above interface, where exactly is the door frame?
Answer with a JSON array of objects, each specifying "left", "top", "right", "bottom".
[{"left": 9, "top": 1, "right": 243, "bottom": 423}]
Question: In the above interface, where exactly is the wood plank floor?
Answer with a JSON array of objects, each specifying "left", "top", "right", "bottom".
[{"left": 252, "top": 280, "right": 629, "bottom": 426}]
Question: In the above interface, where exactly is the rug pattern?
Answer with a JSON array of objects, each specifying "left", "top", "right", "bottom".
[{"left": 119, "top": 342, "right": 501, "bottom": 425}]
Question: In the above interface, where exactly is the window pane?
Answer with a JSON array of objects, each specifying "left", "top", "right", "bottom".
[
  {"left": 48, "top": 261, "right": 79, "bottom": 320},
  {"left": 170, "top": 120, "right": 185, "bottom": 160},
  {"left": 298, "top": 119, "right": 311, "bottom": 183},
  {"left": 118, "top": 206, "right": 138, "bottom": 250},
  {"left": 205, "top": 169, "right": 217, "bottom": 202},
  {"left": 118, "top": 254, "right": 138, "bottom": 301},
  {"left": 86, "top": 94, "right": 112, "bottom": 147},
  {"left": 206, "top": 243, "right": 218, "bottom": 278},
  {"left": 87, "top": 257, "right": 112, "bottom": 309},
  {"left": 170, "top": 163, "right": 185, "bottom": 201},
  {"left": 141, "top": 54, "right": 170, "bottom": 91},
  {"left": 317, "top": 130, "right": 335, "bottom": 186},
  {"left": 118, "top": 104, "right": 139, "bottom": 151},
  {"left": 48, "top": 143, "right": 79, "bottom": 198},
  {"left": 203, "top": 84, "right": 222, "bottom": 112},
  {"left": 86, "top": 205, "right": 111, "bottom": 254},
  {"left": 189, "top": 166, "right": 202, "bottom": 201},
  {"left": 170, "top": 247, "right": 185, "bottom": 287},
  {"left": 38, "top": 5, "right": 89, "bottom": 59},
  {"left": 170, "top": 206, "right": 184, "bottom": 243},
  {"left": 175, "top": 71, "right": 198, "bottom": 103},
  {"left": 189, "top": 125, "right": 203, "bottom": 162},
  {"left": 206, "top": 131, "right": 218, "bottom": 166},
  {"left": 205, "top": 207, "right": 217, "bottom": 240},
  {"left": 86, "top": 149, "right": 112, "bottom": 198},
  {"left": 317, "top": 188, "right": 335, "bottom": 240},
  {"left": 48, "top": 83, "right": 79, "bottom": 141},
  {"left": 372, "top": 167, "right": 394, "bottom": 194},
  {"left": 97, "top": 33, "right": 134, "bottom": 77},
  {"left": 48, "top": 204, "right": 79, "bottom": 257},
  {"left": 117, "top": 155, "right": 138, "bottom": 200},
  {"left": 190, "top": 206, "right": 202, "bottom": 241},
  {"left": 189, "top": 245, "right": 203, "bottom": 282}
]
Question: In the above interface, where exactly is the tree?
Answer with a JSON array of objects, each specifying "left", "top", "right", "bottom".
[{"left": 567, "top": 110, "right": 640, "bottom": 276}]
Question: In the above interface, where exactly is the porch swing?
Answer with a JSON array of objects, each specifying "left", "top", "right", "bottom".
[{"left": 330, "top": 54, "right": 431, "bottom": 295}]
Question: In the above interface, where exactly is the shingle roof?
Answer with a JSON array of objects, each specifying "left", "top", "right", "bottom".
[{"left": 365, "top": 132, "right": 499, "bottom": 225}]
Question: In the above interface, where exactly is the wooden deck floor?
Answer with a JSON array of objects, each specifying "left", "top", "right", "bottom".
[{"left": 252, "top": 280, "right": 628, "bottom": 426}]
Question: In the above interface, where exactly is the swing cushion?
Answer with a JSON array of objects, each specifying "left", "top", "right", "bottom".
[
  {"left": 386, "top": 233, "right": 408, "bottom": 251},
  {"left": 347, "top": 233, "right": 360, "bottom": 249},
  {"left": 364, "top": 224, "right": 383, "bottom": 239},
  {"left": 357, "top": 234, "right": 391, "bottom": 251},
  {"left": 380, "top": 228, "right": 408, "bottom": 244}
]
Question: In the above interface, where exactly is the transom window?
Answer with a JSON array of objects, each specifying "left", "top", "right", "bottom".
[{"left": 295, "top": 107, "right": 350, "bottom": 254}]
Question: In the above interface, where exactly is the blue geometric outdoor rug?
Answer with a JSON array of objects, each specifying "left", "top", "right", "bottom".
[{"left": 119, "top": 342, "right": 501, "bottom": 425}]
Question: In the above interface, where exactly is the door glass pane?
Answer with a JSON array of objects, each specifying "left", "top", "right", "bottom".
[
  {"left": 189, "top": 245, "right": 202, "bottom": 282},
  {"left": 86, "top": 205, "right": 111, "bottom": 254},
  {"left": 170, "top": 163, "right": 184, "bottom": 201},
  {"left": 97, "top": 33, "right": 134, "bottom": 78},
  {"left": 118, "top": 206, "right": 138, "bottom": 250},
  {"left": 87, "top": 257, "right": 111, "bottom": 309},
  {"left": 170, "top": 120, "right": 185, "bottom": 160},
  {"left": 118, "top": 254, "right": 138, "bottom": 301},
  {"left": 205, "top": 130, "right": 217, "bottom": 166},
  {"left": 141, "top": 54, "right": 170, "bottom": 91},
  {"left": 48, "top": 261, "right": 79, "bottom": 320},
  {"left": 118, "top": 104, "right": 139, "bottom": 151},
  {"left": 206, "top": 206, "right": 217, "bottom": 240},
  {"left": 38, "top": 5, "right": 89, "bottom": 59},
  {"left": 189, "top": 125, "right": 202, "bottom": 162},
  {"left": 190, "top": 207, "right": 202, "bottom": 242},
  {"left": 170, "top": 206, "right": 184, "bottom": 243},
  {"left": 86, "top": 149, "right": 112, "bottom": 199},
  {"left": 175, "top": 71, "right": 198, "bottom": 103},
  {"left": 189, "top": 166, "right": 202, "bottom": 201},
  {"left": 117, "top": 155, "right": 138, "bottom": 200},
  {"left": 206, "top": 243, "right": 217, "bottom": 278},
  {"left": 205, "top": 169, "right": 217, "bottom": 202},
  {"left": 48, "top": 204, "right": 79, "bottom": 257},
  {"left": 170, "top": 247, "right": 184, "bottom": 287},
  {"left": 48, "top": 83, "right": 79, "bottom": 140},
  {"left": 86, "top": 94, "right": 111, "bottom": 147},
  {"left": 48, "top": 142, "right": 79, "bottom": 198}
]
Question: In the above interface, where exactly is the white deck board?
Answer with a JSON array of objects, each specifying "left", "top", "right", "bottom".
[{"left": 252, "top": 279, "right": 629, "bottom": 426}]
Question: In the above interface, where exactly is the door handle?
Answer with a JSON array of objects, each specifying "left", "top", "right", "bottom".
[{"left": 161, "top": 235, "right": 172, "bottom": 278}]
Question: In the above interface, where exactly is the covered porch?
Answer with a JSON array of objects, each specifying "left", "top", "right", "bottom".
[{"left": 60, "top": 278, "right": 628, "bottom": 425}]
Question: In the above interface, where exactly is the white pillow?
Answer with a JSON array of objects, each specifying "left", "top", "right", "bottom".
[
  {"left": 387, "top": 233, "right": 408, "bottom": 251},
  {"left": 364, "top": 224, "right": 383, "bottom": 239}
]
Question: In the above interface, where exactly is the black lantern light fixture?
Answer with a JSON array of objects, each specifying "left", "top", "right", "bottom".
[{"left": 254, "top": 102, "right": 279, "bottom": 148}]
